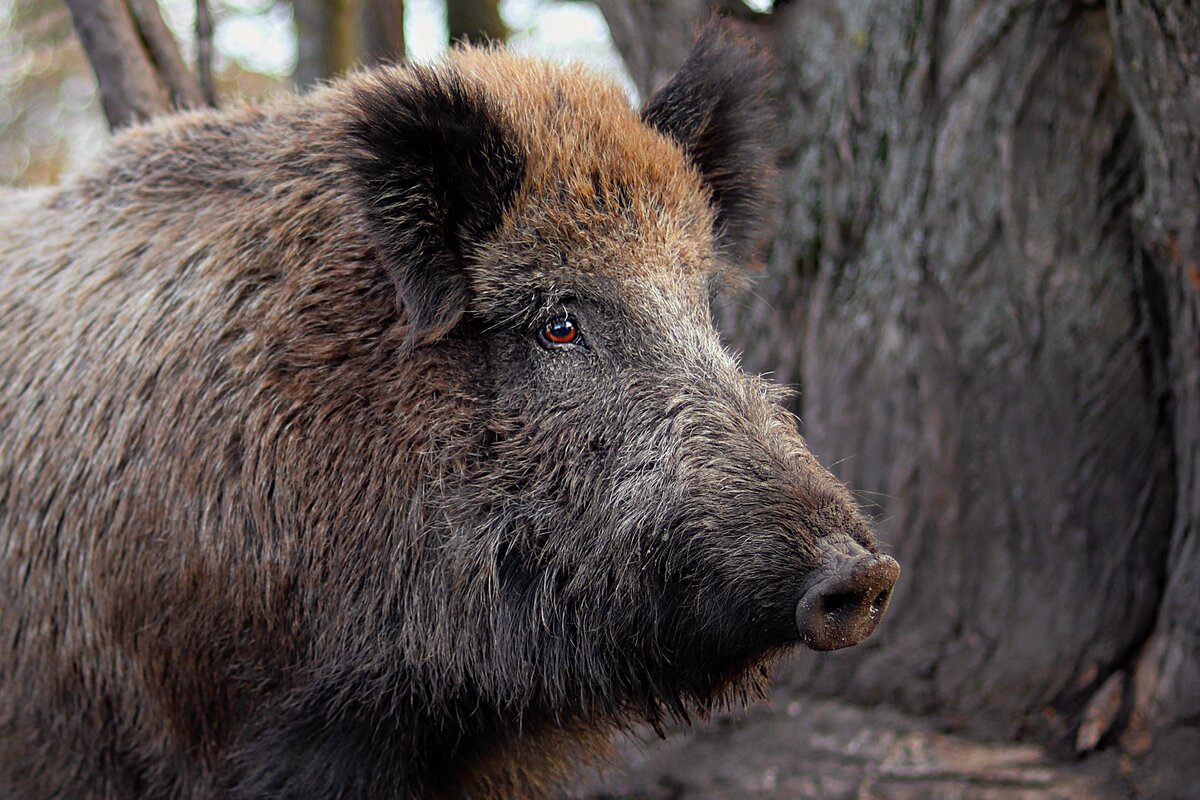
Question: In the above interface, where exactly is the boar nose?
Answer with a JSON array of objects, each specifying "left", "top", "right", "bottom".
[{"left": 795, "top": 552, "right": 900, "bottom": 651}]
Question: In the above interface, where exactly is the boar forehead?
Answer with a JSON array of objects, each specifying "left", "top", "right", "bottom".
[{"left": 445, "top": 48, "right": 728, "bottom": 317}]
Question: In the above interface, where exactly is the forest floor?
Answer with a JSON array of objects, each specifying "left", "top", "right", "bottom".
[{"left": 568, "top": 686, "right": 1140, "bottom": 800}]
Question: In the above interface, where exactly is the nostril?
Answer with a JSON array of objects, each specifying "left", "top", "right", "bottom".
[
  {"left": 871, "top": 589, "right": 890, "bottom": 612},
  {"left": 821, "top": 591, "right": 859, "bottom": 618}
]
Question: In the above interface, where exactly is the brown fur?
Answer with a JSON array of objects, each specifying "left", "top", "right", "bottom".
[{"left": 0, "top": 24, "right": 890, "bottom": 800}]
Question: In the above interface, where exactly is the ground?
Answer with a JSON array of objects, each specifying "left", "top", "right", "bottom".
[{"left": 570, "top": 687, "right": 1132, "bottom": 800}]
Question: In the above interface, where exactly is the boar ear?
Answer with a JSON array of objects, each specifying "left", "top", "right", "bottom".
[
  {"left": 344, "top": 68, "right": 525, "bottom": 344},
  {"left": 642, "top": 20, "right": 777, "bottom": 265}
]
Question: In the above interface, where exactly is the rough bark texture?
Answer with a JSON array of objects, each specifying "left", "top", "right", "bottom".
[
  {"left": 1107, "top": 0, "right": 1200, "bottom": 740},
  {"left": 597, "top": 0, "right": 1199, "bottom": 759},
  {"left": 771, "top": 0, "right": 1172, "bottom": 747}
]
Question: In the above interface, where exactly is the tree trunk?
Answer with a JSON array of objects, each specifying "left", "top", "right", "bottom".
[
  {"left": 126, "top": 0, "right": 204, "bottom": 110},
  {"left": 592, "top": 0, "right": 708, "bottom": 94},
  {"left": 1106, "top": 0, "right": 1200, "bottom": 754},
  {"left": 63, "top": 0, "right": 201, "bottom": 129},
  {"left": 360, "top": 0, "right": 405, "bottom": 65},
  {"left": 196, "top": 0, "right": 217, "bottom": 106},
  {"left": 446, "top": 0, "right": 507, "bottom": 46},
  {"left": 293, "top": 0, "right": 362, "bottom": 90},
  {"left": 596, "top": 0, "right": 1199, "bottom": 755}
]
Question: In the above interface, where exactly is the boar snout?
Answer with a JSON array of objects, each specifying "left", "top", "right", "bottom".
[{"left": 795, "top": 546, "right": 900, "bottom": 651}]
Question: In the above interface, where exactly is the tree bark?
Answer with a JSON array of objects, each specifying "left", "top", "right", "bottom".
[
  {"left": 446, "top": 0, "right": 507, "bottom": 46},
  {"left": 1106, "top": 0, "right": 1200, "bottom": 741},
  {"left": 597, "top": 0, "right": 1198, "bottom": 753}
]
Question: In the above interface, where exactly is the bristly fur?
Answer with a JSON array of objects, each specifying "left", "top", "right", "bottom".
[{"left": 0, "top": 19, "right": 885, "bottom": 800}]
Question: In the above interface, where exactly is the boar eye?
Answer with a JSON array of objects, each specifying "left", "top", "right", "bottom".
[{"left": 538, "top": 315, "right": 580, "bottom": 348}]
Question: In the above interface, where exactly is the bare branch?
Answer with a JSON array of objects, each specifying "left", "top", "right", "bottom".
[
  {"left": 126, "top": 0, "right": 205, "bottom": 110},
  {"left": 196, "top": 0, "right": 216, "bottom": 106}
]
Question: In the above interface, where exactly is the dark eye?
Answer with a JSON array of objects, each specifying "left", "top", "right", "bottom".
[{"left": 538, "top": 316, "right": 580, "bottom": 347}]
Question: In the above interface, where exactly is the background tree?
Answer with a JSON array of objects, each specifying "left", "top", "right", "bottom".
[
  {"left": 62, "top": 0, "right": 203, "bottom": 127},
  {"left": 446, "top": 0, "right": 505, "bottom": 45},
  {"left": 292, "top": 0, "right": 506, "bottom": 90},
  {"left": 294, "top": 0, "right": 356, "bottom": 87},
  {"left": 294, "top": 0, "right": 406, "bottom": 89},
  {"left": 596, "top": 0, "right": 1200, "bottom": 774},
  {"left": 360, "top": 0, "right": 405, "bottom": 65}
]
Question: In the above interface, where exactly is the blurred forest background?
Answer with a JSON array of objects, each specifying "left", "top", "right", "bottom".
[
  {"left": 2, "top": 1, "right": 1198, "bottom": 798},
  {"left": 0, "top": 0, "right": 631, "bottom": 184}
]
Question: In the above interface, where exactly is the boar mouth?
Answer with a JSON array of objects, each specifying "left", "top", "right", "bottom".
[{"left": 794, "top": 551, "right": 900, "bottom": 651}]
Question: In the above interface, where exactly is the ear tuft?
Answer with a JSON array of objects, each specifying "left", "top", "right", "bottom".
[
  {"left": 641, "top": 19, "right": 778, "bottom": 265},
  {"left": 343, "top": 67, "right": 526, "bottom": 344}
]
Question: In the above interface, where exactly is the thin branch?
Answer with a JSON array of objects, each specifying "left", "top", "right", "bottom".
[
  {"left": 126, "top": 0, "right": 205, "bottom": 110},
  {"left": 196, "top": 0, "right": 216, "bottom": 106}
]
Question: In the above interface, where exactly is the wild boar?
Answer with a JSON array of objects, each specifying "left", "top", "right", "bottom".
[{"left": 0, "top": 23, "right": 898, "bottom": 800}]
